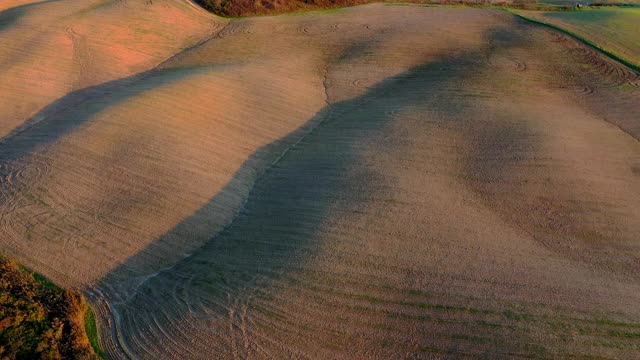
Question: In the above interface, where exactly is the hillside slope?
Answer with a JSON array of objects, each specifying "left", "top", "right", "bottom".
[
  {"left": 0, "top": 0, "right": 219, "bottom": 138},
  {"left": 0, "top": 1, "right": 638, "bottom": 359}
]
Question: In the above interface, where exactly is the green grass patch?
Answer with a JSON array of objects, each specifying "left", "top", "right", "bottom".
[
  {"left": 502, "top": 309, "right": 536, "bottom": 321},
  {"left": 589, "top": 318, "right": 640, "bottom": 328},
  {"left": 620, "top": 83, "right": 638, "bottom": 91},
  {"left": 19, "top": 265, "right": 60, "bottom": 292},
  {"left": 450, "top": 333, "right": 492, "bottom": 343},
  {"left": 84, "top": 306, "right": 104, "bottom": 358},
  {"left": 606, "top": 329, "right": 640, "bottom": 339}
]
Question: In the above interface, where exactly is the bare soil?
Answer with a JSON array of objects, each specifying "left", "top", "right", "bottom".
[{"left": 0, "top": 1, "right": 638, "bottom": 359}]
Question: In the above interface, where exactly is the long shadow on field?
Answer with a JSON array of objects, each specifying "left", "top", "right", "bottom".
[
  {"left": 93, "top": 27, "right": 534, "bottom": 358},
  {"left": 0, "top": 0, "right": 61, "bottom": 32},
  {"left": 0, "top": 0, "right": 65, "bottom": 72},
  {"left": 0, "top": 66, "right": 210, "bottom": 167}
]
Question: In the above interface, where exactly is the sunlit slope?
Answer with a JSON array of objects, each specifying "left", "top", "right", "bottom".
[
  {"left": 0, "top": 0, "right": 218, "bottom": 137},
  {"left": 88, "top": 5, "right": 639, "bottom": 359},
  {"left": 0, "top": 45, "right": 327, "bottom": 286},
  {"left": 0, "top": 2, "right": 499, "bottom": 290},
  {"left": 0, "top": 2, "right": 638, "bottom": 359},
  {"left": 0, "top": 0, "right": 45, "bottom": 12},
  {"left": 519, "top": 7, "right": 640, "bottom": 68}
]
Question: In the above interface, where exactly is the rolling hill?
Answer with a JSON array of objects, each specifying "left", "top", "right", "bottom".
[{"left": 0, "top": 1, "right": 638, "bottom": 358}]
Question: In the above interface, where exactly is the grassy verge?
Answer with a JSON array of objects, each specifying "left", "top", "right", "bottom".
[
  {"left": 84, "top": 306, "right": 104, "bottom": 358},
  {"left": 509, "top": 10, "right": 640, "bottom": 72},
  {"left": 0, "top": 256, "right": 102, "bottom": 359}
]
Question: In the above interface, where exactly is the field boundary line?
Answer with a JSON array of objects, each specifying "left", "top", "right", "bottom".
[{"left": 509, "top": 10, "right": 640, "bottom": 74}]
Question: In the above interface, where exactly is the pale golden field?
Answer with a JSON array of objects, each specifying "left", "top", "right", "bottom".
[{"left": 0, "top": 1, "right": 639, "bottom": 358}]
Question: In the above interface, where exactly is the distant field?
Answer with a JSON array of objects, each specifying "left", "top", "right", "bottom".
[{"left": 518, "top": 7, "right": 640, "bottom": 67}]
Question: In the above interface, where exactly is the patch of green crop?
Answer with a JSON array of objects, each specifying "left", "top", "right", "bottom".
[
  {"left": 418, "top": 344, "right": 441, "bottom": 353},
  {"left": 620, "top": 83, "right": 638, "bottom": 91},
  {"left": 564, "top": 354, "right": 618, "bottom": 360},
  {"left": 450, "top": 333, "right": 492, "bottom": 343},
  {"left": 475, "top": 319, "right": 507, "bottom": 328},
  {"left": 606, "top": 329, "right": 640, "bottom": 339},
  {"left": 589, "top": 318, "right": 640, "bottom": 328},
  {"left": 85, "top": 307, "right": 104, "bottom": 358},
  {"left": 523, "top": 342, "right": 546, "bottom": 355},
  {"left": 502, "top": 309, "right": 535, "bottom": 321}
]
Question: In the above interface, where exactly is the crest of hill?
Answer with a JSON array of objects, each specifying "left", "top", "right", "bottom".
[{"left": 194, "top": 0, "right": 640, "bottom": 16}]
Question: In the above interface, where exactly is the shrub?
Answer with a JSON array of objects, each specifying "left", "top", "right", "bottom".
[{"left": 0, "top": 257, "right": 99, "bottom": 359}]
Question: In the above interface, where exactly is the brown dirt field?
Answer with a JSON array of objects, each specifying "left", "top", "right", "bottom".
[
  {"left": 0, "top": 2, "right": 639, "bottom": 359},
  {"left": 0, "top": 0, "right": 219, "bottom": 137}
]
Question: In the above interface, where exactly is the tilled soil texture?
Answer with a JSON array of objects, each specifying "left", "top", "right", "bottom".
[{"left": 0, "top": 1, "right": 639, "bottom": 359}]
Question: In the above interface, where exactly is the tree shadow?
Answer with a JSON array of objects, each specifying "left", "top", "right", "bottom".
[{"left": 0, "top": 0, "right": 61, "bottom": 32}]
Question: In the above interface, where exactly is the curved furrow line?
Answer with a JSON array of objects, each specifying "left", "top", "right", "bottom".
[
  {"left": 236, "top": 282, "right": 522, "bottom": 357},
  {"left": 0, "top": 157, "right": 52, "bottom": 239},
  {"left": 510, "top": 57, "right": 527, "bottom": 72},
  {"left": 351, "top": 78, "right": 366, "bottom": 87},
  {"left": 575, "top": 84, "right": 596, "bottom": 96},
  {"left": 547, "top": 29, "right": 568, "bottom": 43},
  {"left": 296, "top": 22, "right": 357, "bottom": 37},
  {"left": 215, "top": 19, "right": 262, "bottom": 41},
  {"left": 565, "top": 46, "right": 636, "bottom": 89}
]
